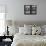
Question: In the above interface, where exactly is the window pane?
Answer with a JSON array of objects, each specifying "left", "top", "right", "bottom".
[{"left": 0, "top": 13, "right": 5, "bottom": 35}]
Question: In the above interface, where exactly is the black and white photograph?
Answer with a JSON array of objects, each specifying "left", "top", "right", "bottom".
[{"left": 24, "top": 5, "right": 37, "bottom": 15}]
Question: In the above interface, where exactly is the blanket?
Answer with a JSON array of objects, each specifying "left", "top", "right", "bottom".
[{"left": 11, "top": 33, "right": 46, "bottom": 46}]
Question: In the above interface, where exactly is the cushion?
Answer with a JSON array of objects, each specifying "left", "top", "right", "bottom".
[
  {"left": 8, "top": 26, "right": 19, "bottom": 36},
  {"left": 40, "top": 25, "right": 45, "bottom": 35},
  {"left": 24, "top": 24, "right": 32, "bottom": 34},
  {"left": 42, "top": 25, "right": 46, "bottom": 33},
  {"left": 24, "top": 27, "right": 32, "bottom": 35},
  {"left": 42, "top": 25, "right": 46, "bottom": 35},
  {"left": 32, "top": 26, "right": 41, "bottom": 35},
  {"left": 19, "top": 27, "right": 32, "bottom": 35},
  {"left": 24, "top": 24, "right": 32, "bottom": 29},
  {"left": 19, "top": 27, "right": 25, "bottom": 34}
]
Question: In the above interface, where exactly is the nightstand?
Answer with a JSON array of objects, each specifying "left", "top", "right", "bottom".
[
  {"left": 0, "top": 36, "right": 13, "bottom": 46},
  {"left": 3, "top": 41, "right": 12, "bottom": 46}
]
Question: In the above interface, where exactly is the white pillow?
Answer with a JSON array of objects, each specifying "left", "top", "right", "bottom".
[
  {"left": 8, "top": 26, "right": 19, "bottom": 36},
  {"left": 42, "top": 25, "right": 46, "bottom": 33},
  {"left": 24, "top": 24, "right": 32, "bottom": 29},
  {"left": 32, "top": 26, "right": 41, "bottom": 35},
  {"left": 24, "top": 27, "right": 32, "bottom": 35},
  {"left": 19, "top": 27, "right": 32, "bottom": 35},
  {"left": 19, "top": 27, "right": 25, "bottom": 34},
  {"left": 24, "top": 24, "right": 32, "bottom": 35},
  {"left": 41, "top": 25, "right": 45, "bottom": 35}
]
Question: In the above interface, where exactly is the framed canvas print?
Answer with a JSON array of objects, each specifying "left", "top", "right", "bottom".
[{"left": 24, "top": 5, "right": 37, "bottom": 15}]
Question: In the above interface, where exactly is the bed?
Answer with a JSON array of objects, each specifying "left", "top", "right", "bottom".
[
  {"left": 11, "top": 33, "right": 46, "bottom": 46},
  {"left": 11, "top": 21, "right": 46, "bottom": 46}
]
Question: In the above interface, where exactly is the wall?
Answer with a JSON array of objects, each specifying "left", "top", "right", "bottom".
[
  {"left": 14, "top": 0, "right": 46, "bottom": 22},
  {"left": 0, "top": 0, "right": 46, "bottom": 22}
]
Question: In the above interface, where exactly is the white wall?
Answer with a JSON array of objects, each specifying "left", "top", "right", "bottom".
[
  {"left": 0, "top": 0, "right": 46, "bottom": 22},
  {"left": 14, "top": 0, "right": 46, "bottom": 21}
]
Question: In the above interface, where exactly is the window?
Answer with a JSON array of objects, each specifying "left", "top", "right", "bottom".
[{"left": 0, "top": 5, "right": 5, "bottom": 35}]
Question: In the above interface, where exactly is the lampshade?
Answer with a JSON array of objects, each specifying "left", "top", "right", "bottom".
[{"left": 5, "top": 20, "right": 12, "bottom": 26}]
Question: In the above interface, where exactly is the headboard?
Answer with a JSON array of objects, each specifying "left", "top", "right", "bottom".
[
  {"left": 14, "top": 21, "right": 46, "bottom": 27},
  {"left": 6, "top": 20, "right": 46, "bottom": 27}
]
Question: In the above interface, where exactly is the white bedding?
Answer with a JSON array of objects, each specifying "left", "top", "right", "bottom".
[{"left": 11, "top": 33, "right": 46, "bottom": 46}]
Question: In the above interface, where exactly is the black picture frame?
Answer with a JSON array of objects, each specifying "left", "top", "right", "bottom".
[{"left": 24, "top": 5, "right": 37, "bottom": 15}]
